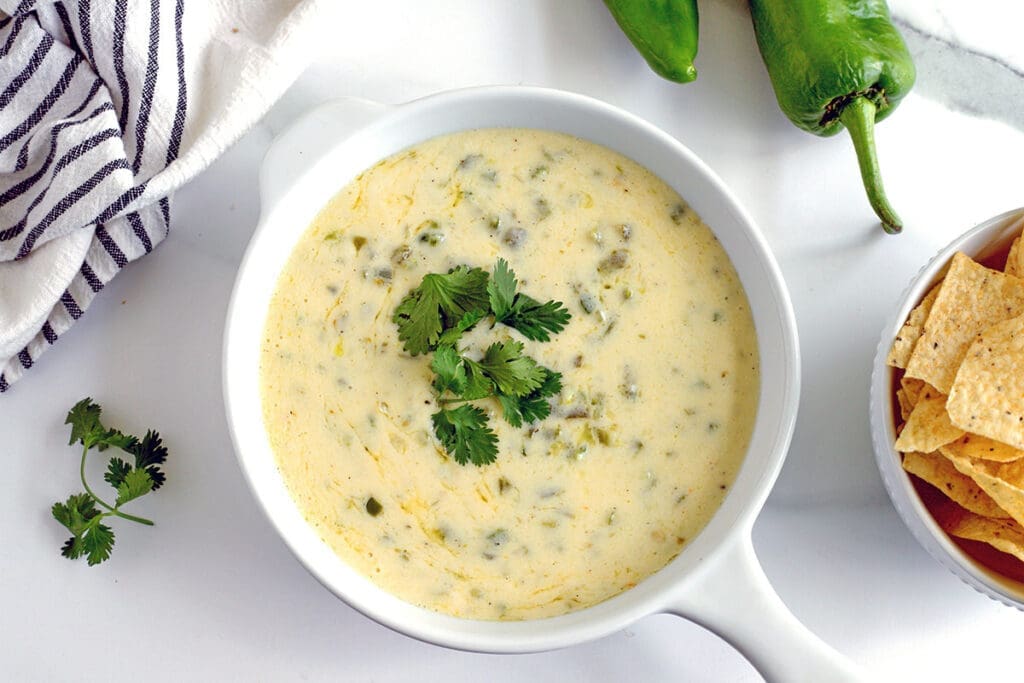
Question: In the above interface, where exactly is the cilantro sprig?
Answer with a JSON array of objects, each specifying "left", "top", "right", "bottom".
[
  {"left": 393, "top": 265, "right": 490, "bottom": 356},
  {"left": 487, "top": 258, "right": 571, "bottom": 342},
  {"left": 393, "top": 259, "right": 570, "bottom": 466},
  {"left": 51, "top": 398, "right": 168, "bottom": 565}
]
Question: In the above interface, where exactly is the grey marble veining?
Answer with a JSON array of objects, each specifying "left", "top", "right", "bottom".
[
  {"left": 892, "top": 2, "right": 1024, "bottom": 131},
  {"left": 896, "top": 17, "right": 1024, "bottom": 132}
]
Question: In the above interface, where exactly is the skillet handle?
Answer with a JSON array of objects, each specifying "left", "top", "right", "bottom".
[{"left": 663, "top": 530, "right": 864, "bottom": 682}]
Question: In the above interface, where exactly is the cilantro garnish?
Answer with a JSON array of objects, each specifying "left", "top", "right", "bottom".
[
  {"left": 393, "top": 265, "right": 490, "bottom": 356},
  {"left": 476, "top": 340, "right": 546, "bottom": 396},
  {"left": 392, "top": 259, "right": 571, "bottom": 466},
  {"left": 500, "top": 295, "right": 572, "bottom": 342},
  {"left": 51, "top": 398, "right": 168, "bottom": 565},
  {"left": 487, "top": 257, "right": 518, "bottom": 321},
  {"left": 431, "top": 405, "right": 499, "bottom": 466},
  {"left": 497, "top": 368, "right": 563, "bottom": 428},
  {"left": 488, "top": 257, "right": 570, "bottom": 341}
]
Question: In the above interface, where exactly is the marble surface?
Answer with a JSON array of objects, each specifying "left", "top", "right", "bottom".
[{"left": 4, "top": 1, "right": 1024, "bottom": 680}]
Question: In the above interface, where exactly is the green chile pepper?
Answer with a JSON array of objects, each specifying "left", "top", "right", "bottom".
[
  {"left": 603, "top": 0, "right": 699, "bottom": 84},
  {"left": 749, "top": 0, "right": 916, "bottom": 234}
]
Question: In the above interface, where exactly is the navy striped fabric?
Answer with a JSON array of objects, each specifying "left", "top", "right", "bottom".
[
  {"left": 0, "top": 0, "right": 184, "bottom": 391},
  {"left": 0, "top": 0, "right": 320, "bottom": 392}
]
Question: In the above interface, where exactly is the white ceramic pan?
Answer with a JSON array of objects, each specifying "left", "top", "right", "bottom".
[{"left": 223, "top": 86, "right": 860, "bottom": 682}]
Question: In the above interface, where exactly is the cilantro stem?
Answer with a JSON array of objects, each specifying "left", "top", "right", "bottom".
[
  {"left": 112, "top": 511, "right": 154, "bottom": 526},
  {"left": 79, "top": 445, "right": 154, "bottom": 527},
  {"left": 79, "top": 445, "right": 113, "bottom": 512}
]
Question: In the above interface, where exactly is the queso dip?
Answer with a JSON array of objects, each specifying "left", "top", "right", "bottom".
[{"left": 260, "top": 129, "right": 759, "bottom": 620}]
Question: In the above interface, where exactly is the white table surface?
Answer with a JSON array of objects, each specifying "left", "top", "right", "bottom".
[{"left": 4, "top": 1, "right": 1024, "bottom": 680}]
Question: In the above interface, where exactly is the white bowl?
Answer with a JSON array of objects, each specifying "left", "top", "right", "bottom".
[
  {"left": 223, "top": 86, "right": 859, "bottom": 681},
  {"left": 870, "top": 207, "right": 1024, "bottom": 609}
]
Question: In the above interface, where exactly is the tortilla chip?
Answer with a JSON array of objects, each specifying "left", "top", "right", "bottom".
[
  {"left": 943, "top": 510, "right": 1024, "bottom": 564},
  {"left": 904, "top": 253, "right": 1024, "bottom": 393},
  {"left": 894, "top": 395, "right": 965, "bottom": 454},
  {"left": 942, "top": 434, "right": 1024, "bottom": 463},
  {"left": 888, "top": 286, "right": 940, "bottom": 369},
  {"left": 918, "top": 382, "right": 944, "bottom": 404},
  {"left": 896, "top": 388, "right": 912, "bottom": 421},
  {"left": 900, "top": 377, "right": 925, "bottom": 405},
  {"left": 1006, "top": 237, "right": 1023, "bottom": 278},
  {"left": 944, "top": 448, "right": 1024, "bottom": 528},
  {"left": 947, "top": 314, "right": 1024, "bottom": 451},
  {"left": 903, "top": 450, "right": 1010, "bottom": 518},
  {"left": 921, "top": 384, "right": 941, "bottom": 397}
]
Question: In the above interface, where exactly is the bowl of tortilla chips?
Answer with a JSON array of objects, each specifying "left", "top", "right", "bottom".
[{"left": 871, "top": 207, "right": 1024, "bottom": 608}]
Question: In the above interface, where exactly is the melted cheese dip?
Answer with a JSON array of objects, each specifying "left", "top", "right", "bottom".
[{"left": 261, "top": 129, "right": 759, "bottom": 620}]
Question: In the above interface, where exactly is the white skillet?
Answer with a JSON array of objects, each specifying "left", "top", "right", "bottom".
[{"left": 223, "top": 86, "right": 860, "bottom": 681}]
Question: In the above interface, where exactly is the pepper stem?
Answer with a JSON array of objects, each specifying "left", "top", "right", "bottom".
[{"left": 838, "top": 96, "right": 902, "bottom": 235}]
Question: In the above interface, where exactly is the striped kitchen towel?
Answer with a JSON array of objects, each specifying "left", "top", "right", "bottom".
[{"left": 0, "top": 0, "right": 327, "bottom": 392}]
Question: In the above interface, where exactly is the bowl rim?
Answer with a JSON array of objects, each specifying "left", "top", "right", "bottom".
[
  {"left": 869, "top": 206, "right": 1024, "bottom": 610},
  {"left": 222, "top": 84, "right": 802, "bottom": 652}
]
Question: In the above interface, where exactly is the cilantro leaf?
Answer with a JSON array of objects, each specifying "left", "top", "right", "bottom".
[
  {"left": 437, "top": 309, "right": 486, "bottom": 347},
  {"left": 104, "top": 458, "right": 132, "bottom": 489},
  {"left": 534, "top": 367, "right": 564, "bottom": 398},
  {"left": 488, "top": 258, "right": 517, "bottom": 321},
  {"left": 461, "top": 360, "right": 496, "bottom": 401},
  {"left": 431, "top": 345, "right": 467, "bottom": 395},
  {"left": 495, "top": 393, "right": 525, "bottom": 428},
  {"left": 81, "top": 520, "right": 115, "bottom": 566},
  {"left": 65, "top": 398, "right": 104, "bottom": 447},
  {"left": 52, "top": 493, "right": 100, "bottom": 535},
  {"left": 115, "top": 468, "right": 154, "bottom": 506},
  {"left": 488, "top": 260, "right": 571, "bottom": 342},
  {"left": 496, "top": 368, "right": 562, "bottom": 427},
  {"left": 96, "top": 431, "right": 137, "bottom": 452},
  {"left": 393, "top": 266, "right": 490, "bottom": 355},
  {"left": 53, "top": 494, "right": 114, "bottom": 564},
  {"left": 501, "top": 294, "right": 571, "bottom": 342},
  {"left": 516, "top": 394, "right": 554, "bottom": 423},
  {"left": 65, "top": 398, "right": 136, "bottom": 451},
  {"left": 478, "top": 340, "right": 545, "bottom": 396},
  {"left": 393, "top": 294, "right": 440, "bottom": 356},
  {"left": 431, "top": 405, "right": 498, "bottom": 466},
  {"left": 60, "top": 535, "right": 86, "bottom": 560},
  {"left": 497, "top": 393, "right": 553, "bottom": 428},
  {"left": 127, "top": 430, "right": 167, "bottom": 490}
]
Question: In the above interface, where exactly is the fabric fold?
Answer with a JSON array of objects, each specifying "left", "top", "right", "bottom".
[{"left": 0, "top": 0, "right": 327, "bottom": 392}]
